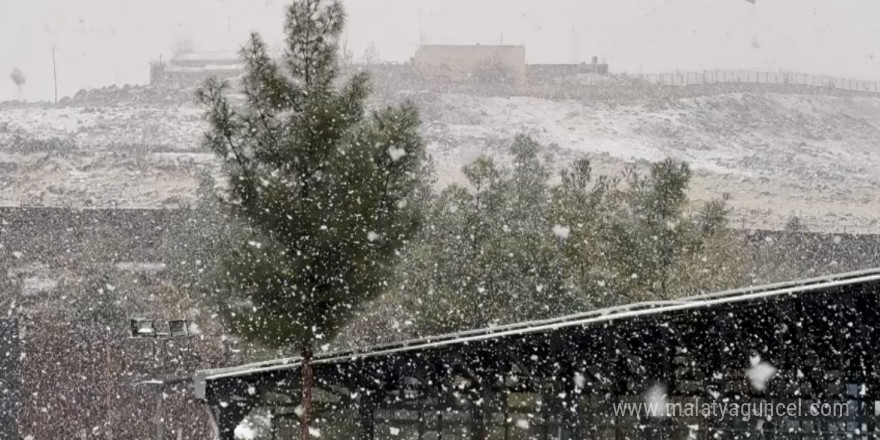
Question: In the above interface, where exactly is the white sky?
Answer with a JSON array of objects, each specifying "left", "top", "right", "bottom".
[{"left": 1, "top": 0, "right": 878, "bottom": 101}]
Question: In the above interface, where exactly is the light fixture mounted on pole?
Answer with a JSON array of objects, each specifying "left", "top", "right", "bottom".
[
  {"left": 129, "top": 318, "right": 192, "bottom": 339},
  {"left": 128, "top": 317, "right": 194, "bottom": 440}
]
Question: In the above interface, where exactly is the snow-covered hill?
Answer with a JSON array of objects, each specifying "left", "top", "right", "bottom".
[
  {"left": 3, "top": 90, "right": 880, "bottom": 232},
  {"left": 416, "top": 92, "right": 880, "bottom": 233}
]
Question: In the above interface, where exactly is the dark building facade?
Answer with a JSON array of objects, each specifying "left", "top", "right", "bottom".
[
  {"left": 196, "top": 269, "right": 880, "bottom": 440},
  {"left": 0, "top": 207, "right": 228, "bottom": 440}
]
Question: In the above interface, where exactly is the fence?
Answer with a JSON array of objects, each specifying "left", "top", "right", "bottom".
[
  {"left": 364, "top": 65, "right": 880, "bottom": 103},
  {"left": 636, "top": 70, "right": 880, "bottom": 94},
  {"left": 726, "top": 212, "right": 880, "bottom": 236}
]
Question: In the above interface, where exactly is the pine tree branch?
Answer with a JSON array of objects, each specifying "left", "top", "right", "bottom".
[
  {"left": 224, "top": 131, "right": 249, "bottom": 173},
  {"left": 197, "top": 79, "right": 251, "bottom": 173}
]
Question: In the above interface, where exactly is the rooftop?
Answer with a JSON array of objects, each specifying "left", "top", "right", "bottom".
[
  {"left": 193, "top": 266, "right": 880, "bottom": 397},
  {"left": 170, "top": 51, "right": 241, "bottom": 65},
  {"left": 416, "top": 44, "right": 525, "bottom": 50}
]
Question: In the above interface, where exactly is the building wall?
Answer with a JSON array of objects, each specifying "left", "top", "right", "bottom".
[
  {"left": 150, "top": 51, "right": 244, "bottom": 87},
  {"left": 533, "top": 63, "right": 607, "bottom": 76},
  {"left": 526, "top": 63, "right": 609, "bottom": 84},
  {"left": 0, "top": 319, "right": 18, "bottom": 440},
  {"left": 169, "top": 52, "right": 240, "bottom": 68},
  {"left": 150, "top": 65, "right": 243, "bottom": 87},
  {"left": 414, "top": 45, "right": 526, "bottom": 84}
]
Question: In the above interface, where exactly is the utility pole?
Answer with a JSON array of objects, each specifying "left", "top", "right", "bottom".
[
  {"left": 156, "top": 337, "right": 168, "bottom": 440},
  {"left": 52, "top": 47, "right": 58, "bottom": 104}
]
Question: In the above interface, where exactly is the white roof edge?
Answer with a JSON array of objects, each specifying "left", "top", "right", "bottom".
[
  {"left": 195, "top": 355, "right": 302, "bottom": 390},
  {"left": 194, "top": 270, "right": 880, "bottom": 386}
]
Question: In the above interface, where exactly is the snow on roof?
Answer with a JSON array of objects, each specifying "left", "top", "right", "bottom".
[
  {"left": 417, "top": 44, "right": 525, "bottom": 49},
  {"left": 171, "top": 51, "right": 241, "bottom": 64},
  {"left": 165, "top": 65, "right": 244, "bottom": 72},
  {"left": 193, "top": 267, "right": 880, "bottom": 396},
  {"left": 114, "top": 262, "right": 167, "bottom": 273}
]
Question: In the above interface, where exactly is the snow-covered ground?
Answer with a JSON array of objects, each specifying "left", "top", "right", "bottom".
[
  {"left": 0, "top": 105, "right": 204, "bottom": 148},
  {"left": 0, "top": 103, "right": 210, "bottom": 207},
  {"left": 415, "top": 92, "right": 880, "bottom": 233},
  {"left": 3, "top": 90, "right": 880, "bottom": 233}
]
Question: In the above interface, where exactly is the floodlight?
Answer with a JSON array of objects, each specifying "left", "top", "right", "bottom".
[{"left": 130, "top": 318, "right": 156, "bottom": 338}]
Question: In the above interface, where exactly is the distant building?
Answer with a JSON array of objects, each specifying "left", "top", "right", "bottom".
[
  {"left": 414, "top": 45, "right": 526, "bottom": 85},
  {"left": 527, "top": 55, "right": 610, "bottom": 84},
  {"left": 150, "top": 51, "right": 244, "bottom": 87}
]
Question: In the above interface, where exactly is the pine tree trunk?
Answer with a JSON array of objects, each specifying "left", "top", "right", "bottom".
[{"left": 300, "top": 346, "right": 314, "bottom": 440}]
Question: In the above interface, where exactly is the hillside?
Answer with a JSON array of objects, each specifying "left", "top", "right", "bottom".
[
  {"left": 2, "top": 89, "right": 880, "bottom": 232},
  {"left": 416, "top": 92, "right": 880, "bottom": 233}
]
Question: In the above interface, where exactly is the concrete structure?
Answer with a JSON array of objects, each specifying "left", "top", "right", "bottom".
[
  {"left": 150, "top": 51, "right": 244, "bottom": 87},
  {"left": 414, "top": 45, "right": 526, "bottom": 85},
  {"left": 527, "top": 56, "right": 609, "bottom": 83}
]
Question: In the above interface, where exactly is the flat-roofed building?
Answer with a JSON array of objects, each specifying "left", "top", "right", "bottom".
[{"left": 151, "top": 51, "right": 244, "bottom": 87}]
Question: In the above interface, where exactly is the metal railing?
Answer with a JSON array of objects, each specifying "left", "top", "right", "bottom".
[{"left": 634, "top": 70, "right": 880, "bottom": 93}]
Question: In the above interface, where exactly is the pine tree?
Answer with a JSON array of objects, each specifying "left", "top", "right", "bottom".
[
  {"left": 196, "top": 1, "right": 427, "bottom": 438},
  {"left": 359, "top": 138, "right": 745, "bottom": 337}
]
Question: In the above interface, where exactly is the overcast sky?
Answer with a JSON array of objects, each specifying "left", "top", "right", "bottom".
[{"left": 1, "top": 0, "right": 878, "bottom": 101}]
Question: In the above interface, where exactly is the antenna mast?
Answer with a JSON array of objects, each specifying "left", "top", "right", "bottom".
[
  {"left": 418, "top": 5, "right": 424, "bottom": 46},
  {"left": 52, "top": 47, "right": 58, "bottom": 104}
]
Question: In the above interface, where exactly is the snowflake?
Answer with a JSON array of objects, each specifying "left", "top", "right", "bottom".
[
  {"left": 746, "top": 355, "right": 777, "bottom": 391},
  {"left": 388, "top": 147, "right": 406, "bottom": 162},
  {"left": 552, "top": 224, "right": 570, "bottom": 239},
  {"left": 234, "top": 424, "right": 256, "bottom": 440}
]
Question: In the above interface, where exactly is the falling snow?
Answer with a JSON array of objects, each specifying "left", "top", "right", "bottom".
[
  {"left": 746, "top": 355, "right": 778, "bottom": 392},
  {"left": 552, "top": 224, "right": 571, "bottom": 239},
  {"left": 1, "top": 0, "right": 877, "bottom": 438}
]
